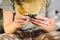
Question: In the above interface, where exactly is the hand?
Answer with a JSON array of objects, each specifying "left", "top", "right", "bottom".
[
  {"left": 14, "top": 13, "right": 30, "bottom": 29},
  {"left": 31, "top": 16, "right": 55, "bottom": 32}
]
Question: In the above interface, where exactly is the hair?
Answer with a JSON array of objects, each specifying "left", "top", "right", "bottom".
[
  {"left": 34, "top": 32, "right": 60, "bottom": 40},
  {"left": 14, "top": 0, "right": 47, "bottom": 15}
]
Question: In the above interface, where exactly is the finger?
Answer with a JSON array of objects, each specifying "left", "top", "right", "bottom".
[
  {"left": 15, "top": 16, "right": 30, "bottom": 20},
  {"left": 35, "top": 16, "right": 49, "bottom": 21},
  {"left": 31, "top": 21, "right": 50, "bottom": 31},
  {"left": 17, "top": 23, "right": 25, "bottom": 28},
  {"left": 31, "top": 18, "right": 49, "bottom": 25},
  {"left": 14, "top": 20, "right": 25, "bottom": 23},
  {"left": 20, "top": 23, "right": 26, "bottom": 25},
  {"left": 26, "top": 18, "right": 30, "bottom": 22},
  {"left": 15, "top": 14, "right": 30, "bottom": 20},
  {"left": 39, "top": 27, "right": 46, "bottom": 30},
  {"left": 31, "top": 20, "right": 47, "bottom": 27}
]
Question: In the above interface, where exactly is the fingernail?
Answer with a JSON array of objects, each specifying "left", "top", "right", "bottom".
[{"left": 35, "top": 16, "right": 38, "bottom": 18}]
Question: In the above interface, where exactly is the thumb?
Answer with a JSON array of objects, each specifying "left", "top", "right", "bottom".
[
  {"left": 49, "top": 18, "right": 55, "bottom": 30},
  {"left": 49, "top": 18, "right": 55, "bottom": 25}
]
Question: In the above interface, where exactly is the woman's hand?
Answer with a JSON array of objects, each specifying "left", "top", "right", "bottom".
[
  {"left": 3, "top": 9, "right": 30, "bottom": 34},
  {"left": 31, "top": 16, "right": 55, "bottom": 32},
  {"left": 14, "top": 13, "right": 30, "bottom": 29}
]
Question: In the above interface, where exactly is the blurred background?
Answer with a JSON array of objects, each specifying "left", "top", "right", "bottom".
[{"left": 0, "top": 0, "right": 60, "bottom": 34}]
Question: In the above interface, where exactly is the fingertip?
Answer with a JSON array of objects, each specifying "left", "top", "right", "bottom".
[
  {"left": 26, "top": 16, "right": 30, "bottom": 19},
  {"left": 35, "top": 16, "right": 38, "bottom": 18},
  {"left": 35, "top": 16, "right": 41, "bottom": 19},
  {"left": 31, "top": 18, "right": 35, "bottom": 21}
]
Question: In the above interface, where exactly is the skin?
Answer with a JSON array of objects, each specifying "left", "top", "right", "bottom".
[
  {"left": 3, "top": 9, "right": 30, "bottom": 34},
  {"left": 3, "top": 9, "right": 55, "bottom": 34},
  {"left": 31, "top": 16, "right": 55, "bottom": 32}
]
